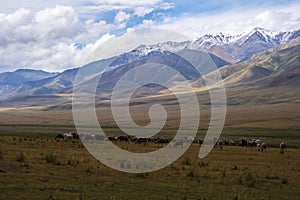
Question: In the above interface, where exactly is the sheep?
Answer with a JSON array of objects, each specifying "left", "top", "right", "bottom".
[
  {"left": 280, "top": 142, "right": 287, "bottom": 153},
  {"left": 258, "top": 143, "right": 267, "bottom": 152}
]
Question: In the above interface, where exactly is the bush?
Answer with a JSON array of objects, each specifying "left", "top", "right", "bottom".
[
  {"left": 186, "top": 168, "right": 198, "bottom": 178},
  {"left": 282, "top": 178, "right": 288, "bottom": 185},
  {"left": 222, "top": 169, "right": 226, "bottom": 178},
  {"left": 16, "top": 152, "right": 26, "bottom": 162},
  {"left": 265, "top": 174, "right": 279, "bottom": 180},
  {"left": 0, "top": 151, "right": 4, "bottom": 161},
  {"left": 67, "top": 157, "right": 79, "bottom": 166},
  {"left": 245, "top": 173, "right": 258, "bottom": 188},
  {"left": 182, "top": 157, "right": 192, "bottom": 166},
  {"left": 136, "top": 173, "right": 149, "bottom": 179},
  {"left": 198, "top": 161, "right": 209, "bottom": 168},
  {"left": 237, "top": 172, "right": 259, "bottom": 188},
  {"left": 44, "top": 152, "right": 60, "bottom": 165}
]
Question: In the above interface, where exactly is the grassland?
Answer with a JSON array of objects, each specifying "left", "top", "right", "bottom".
[
  {"left": 1, "top": 85, "right": 300, "bottom": 199},
  {"left": 0, "top": 129, "right": 299, "bottom": 200}
]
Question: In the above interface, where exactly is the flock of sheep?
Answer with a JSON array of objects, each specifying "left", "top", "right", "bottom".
[
  {"left": 213, "top": 138, "right": 287, "bottom": 153},
  {"left": 55, "top": 132, "right": 288, "bottom": 153}
]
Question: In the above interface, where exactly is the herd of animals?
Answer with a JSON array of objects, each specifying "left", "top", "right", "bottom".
[{"left": 55, "top": 132, "right": 288, "bottom": 153}]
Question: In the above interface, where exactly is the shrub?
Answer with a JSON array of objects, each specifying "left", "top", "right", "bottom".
[
  {"left": 44, "top": 152, "right": 60, "bottom": 165},
  {"left": 86, "top": 167, "right": 94, "bottom": 174},
  {"left": 0, "top": 151, "right": 3, "bottom": 161},
  {"left": 67, "top": 156, "right": 79, "bottom": 166},
  {"left": 265, "top": 174, "right": 279, "bottom": 180},
  {"left": 237, "top": 172, "right": 259, "bottom": 188},
  {"left": 282, "top": 178, "right": 288, "bottom": 185},
  {"left": 198, "top": 161, "right": 209, "bottom": 168},
  {"left": 245, "top": 173, "right": 258, "bottom": 188},
  {"left": 186, "top": 168, "right": 198, "bottom": 178},
  {"left": 222, "top": 169, "right": 226, "bottom": 178},
  {"left": 16, "top": 152, "right": 26, "bottom": 162},
  {"left": 182, "top": 157, "right": 192, "bottom": 166},
  {"left": 136, "top": 173, "right": 149, "bottom": 179}
]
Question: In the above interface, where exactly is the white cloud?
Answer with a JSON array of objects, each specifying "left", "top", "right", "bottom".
[
  {"left": 255, "top": 10, "right": 294, "bottom": 31},
  {"left": 157, "top": 4, "right": 300, "bottom": 38},
  {"left": 91, "top": 0, "right": 162, "bottom": 7},
  {"left": 142, "top": 19, "right": 154, "bottom": 27},
  {"left": 159, "top": 2, "right": 174, "bottom": 10},
  {"left": 115, "top": 11, "right": 131, "bottom": 23},
  {"left": 134, "top": 7, "right": 154, "bottom": 17},
  {"left": 0, "top": 2, "right": 299, "bottom": 73},
  {"left": 0, "top": 6, "right": 120, "bottom": 72},
  {"left": 34, "top": 5, "right": 83, "bottom": 40},
  {"left": 81, "top": 0, "right": 172, "bottom": 16},
  {"left": 4, "top": 8, "right": 31, "bottom": 26}
]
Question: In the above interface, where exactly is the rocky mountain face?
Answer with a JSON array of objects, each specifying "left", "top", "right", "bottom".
[{"left": 195, "top": 37, "right": 300, "bottom": 89}]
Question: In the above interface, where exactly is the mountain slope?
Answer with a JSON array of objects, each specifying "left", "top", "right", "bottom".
[
  {"left": 0, "top": 69, "right": 58, "bottom": 97},
  {"left": 197, "top": 37, "right": 300, "bottom": 89},
  {"left": 1, "top": 27, "right": 300, "bottom": 102}
]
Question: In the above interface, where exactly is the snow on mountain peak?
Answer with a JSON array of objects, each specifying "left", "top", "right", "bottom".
[{"left": 123, "top": 27, "right": 300, "bottom": 60}]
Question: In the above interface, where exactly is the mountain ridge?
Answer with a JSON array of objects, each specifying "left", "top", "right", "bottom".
[{"left": 1, "top": 27, "right": 300, "bottom": 102}]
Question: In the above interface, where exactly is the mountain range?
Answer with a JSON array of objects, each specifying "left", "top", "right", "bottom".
[{"left": 0, "top": 27, "right": 300, "bottom": 106}]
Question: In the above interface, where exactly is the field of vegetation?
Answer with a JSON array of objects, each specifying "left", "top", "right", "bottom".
[{"left": 0, "top": 126, "right": 299, "bottom": 200}]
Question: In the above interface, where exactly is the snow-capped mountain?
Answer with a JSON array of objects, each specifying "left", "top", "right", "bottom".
[
  {"left": 1, "top": 27, "right": 300, "bottom": 102},
  {"left": 123, "top": 27, "right": 300, "bottom": 62},
  {"left": 194, "top": 27, "right": 300, "bottom": 48}
]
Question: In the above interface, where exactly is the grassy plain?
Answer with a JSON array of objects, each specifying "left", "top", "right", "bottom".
[
  {"left": 0, "top": 128, "right": 299, "bottom": 200},
  {"left": 0, "top": 86, "right": 300, "bottom": 199}
]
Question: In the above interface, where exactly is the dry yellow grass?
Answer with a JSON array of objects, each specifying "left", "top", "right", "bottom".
[{"left": 0, "top": 135, "right": 299, "bottom": 200}]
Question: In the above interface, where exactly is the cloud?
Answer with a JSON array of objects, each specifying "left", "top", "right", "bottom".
[
  {"left": 0, "top": 6, "right": 120, "bottom": 72},
  {"left": 34, "top": 5, "right": 84, "bottom": 41},
  {"left": 254, "top": 10, "right": 294, "bottom": 31},
  {"left": 81, "top": 0, "right": 173, "bottom": 16},
  {"left": 134, "top": 7, "right": 154, "bottom": 17},
  {"left": 0, "top": 8, "right": 34, "bottom": 46},
  {"left": 0, "top": 1, "right": 299, "bottom": 73},
  {"left": 156, "top": 4, "right": 300, "bottom": 38},
  {"left": 115, "top": 11, "right": 131, "bottom": 23},
  {"left": 90, "top": 0, "right": 163, "bottom": 7}
]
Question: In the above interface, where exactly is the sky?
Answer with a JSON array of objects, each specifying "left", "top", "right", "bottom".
[{"left": 0, "top": 0, "right": 300, "bottom": 72}]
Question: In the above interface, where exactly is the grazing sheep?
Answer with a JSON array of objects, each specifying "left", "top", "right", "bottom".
[
  {"left": 213, "top": 140, "right": 223, "bottom": 150},
  {"left": 198, "top": 138, "right": 203, "bottom": 146},
  {"left": 280, "top": 142, "right": 287, "bottom": 153},
  {"left": 155, "top": 137, "right": 169, "bottom": 147},
  {"left": 55, "top": 133, "right": 73, "bottom": 141},
  {"left": 55, "top": 133, "right": 64, "bottom": 141},
  {"left": 173, "top": 140, "right": 184, "bottom": 148},
  {"left": 108, "top": 136, "right": 118, "bottom": 143},
  {"left": 241, "top": 138, "right": 248, "bottom": 147},
  {"left": 258, "top": 143, "right": 267, "bottom": 152},
  {"left": 218, "top": 140, "right": 223, "bottom": 150},
  {"left": 229, "top": 140, "right": 236, "bottom": 146},
  {"left": 71, "top": 132, "right": 79, "bottom": 140}
]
